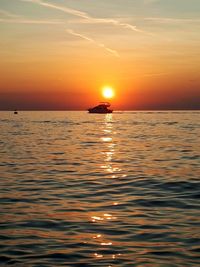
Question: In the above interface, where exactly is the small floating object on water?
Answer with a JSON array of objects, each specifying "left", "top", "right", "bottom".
[{"left": 14, "top": 110, "right": 18, "bottom": 114}]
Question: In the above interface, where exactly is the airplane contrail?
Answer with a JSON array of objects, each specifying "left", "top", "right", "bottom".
[
  {"left": 66, "top": 29, "right": 119, "bottom": 57},
  {"left": 20, "top": 0, "right": 147, "bottom": 34}
]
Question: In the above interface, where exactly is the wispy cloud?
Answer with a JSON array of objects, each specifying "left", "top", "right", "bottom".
[
  {"left": 0, "top": 7, "right": 63, "bottom": 24},
  {"left": 144, "top": 17, "right": 200, "bottom": 23},
  {"left": 20, "top": 0, "right": 147, "bottom": 34},
  {"left": 143, "top": 0, "right": 160, "bottom": 4},
  {"left": 21, "top": 0, "right": 90, "bottom": 19},
  {"left": 0, "top": 4, "right": 119, "bottom": 56},
  {"left": 0, "top": 18, "right": 64, "bottom": 24},
  {"left": 141, "top": 72, "right": 170, "bottom": 77},
  {"left": 66, "top": 29, "right": 119, "bottom": 57},
  {"left": 0, "top": 9, "right": 20, "bottom": 18},
  {"left": 66, "top": 30, "right": 93, "bottom": 43}
]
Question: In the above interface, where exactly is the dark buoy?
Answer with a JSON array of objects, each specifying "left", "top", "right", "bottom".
[{"left": 14, "top": 110, "right": 18, "bottom": 114}]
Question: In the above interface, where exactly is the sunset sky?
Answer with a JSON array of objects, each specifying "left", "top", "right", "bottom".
[{"left": 0, "top": 0, "right": 200, "bottom": 110}]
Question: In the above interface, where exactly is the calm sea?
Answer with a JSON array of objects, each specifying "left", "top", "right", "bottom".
[{"left": 0, "top": 111, "right": 200, "bottom": 266}]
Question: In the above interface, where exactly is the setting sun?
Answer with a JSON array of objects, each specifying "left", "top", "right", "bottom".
[{"left": 102, "top": 86, "right": 115, "bottom": 99}]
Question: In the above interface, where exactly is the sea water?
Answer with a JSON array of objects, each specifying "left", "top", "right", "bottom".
[{"left": 0, "top": 111, "right": 200, "bottom": 266}]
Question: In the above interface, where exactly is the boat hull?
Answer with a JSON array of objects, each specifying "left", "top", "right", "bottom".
[{"left": 88, "top": 109, "right": 113, "bottom": 114}]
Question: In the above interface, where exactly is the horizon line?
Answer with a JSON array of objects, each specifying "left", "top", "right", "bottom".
[{"left": 0, "top": 109, "right": 199, "bottom": 112}]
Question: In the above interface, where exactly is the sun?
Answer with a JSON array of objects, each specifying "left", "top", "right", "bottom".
[{"left": 102, "top": 86, "right": 115, "bottom": 99}]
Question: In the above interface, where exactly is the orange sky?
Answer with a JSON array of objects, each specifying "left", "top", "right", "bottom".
[{"left": 0, "top": 0, "right": 200, "bottom": 110}]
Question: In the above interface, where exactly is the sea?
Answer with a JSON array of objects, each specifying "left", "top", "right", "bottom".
[{"left": 0, "top": 111, "right": 200, "bottom": 267}]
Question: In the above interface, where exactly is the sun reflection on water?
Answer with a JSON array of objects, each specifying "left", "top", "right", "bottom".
[
  {"left": 91, "top": 213, "right": 117, "bottom": 223},
  {"left": 100, "top": 114, "right": 122, "bottom": 176},
  {"left": 89, "top": 114, "right": 124, "bottom": 264}
]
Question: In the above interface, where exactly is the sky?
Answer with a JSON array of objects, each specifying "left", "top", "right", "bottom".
[{"left": 0, "top": 0, "right": 200, "bottom": 110}]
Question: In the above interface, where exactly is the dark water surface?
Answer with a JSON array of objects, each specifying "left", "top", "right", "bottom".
[{"left": 0, "top": 111, "right": 200, "bottom": 266}]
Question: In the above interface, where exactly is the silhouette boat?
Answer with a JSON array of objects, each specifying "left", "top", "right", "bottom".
[
  {"left": 14, "top": 110, "right": 18, "bottom": 114},
  {"left": 88, "top": 102, "right": 113, "bottom": 113}
]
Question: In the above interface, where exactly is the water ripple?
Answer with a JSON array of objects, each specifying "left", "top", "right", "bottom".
[{"left": 0, "top": 111, "right": 199, "bottom": 266}]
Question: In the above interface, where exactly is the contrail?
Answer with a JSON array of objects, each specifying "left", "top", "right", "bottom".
[
  {"left": 66, "top": 29, "right": 119, "bottom": 57},
  {"left": 1, "top": 2, "right": 119, "bottom": 56},
  {"left": 66, "top": 29, "right": 94, "bottom": 43},
  {"left": 20, "top": 0, "right": 146, "bottom": 34},
  {"left": 21, "top": 0, "right": 90, "bottom": 20}
]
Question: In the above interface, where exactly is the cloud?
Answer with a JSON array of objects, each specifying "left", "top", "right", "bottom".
[
  {"left": 145, "top": 17, "right": 200, "bottom": 24},
  {"left": 20, "top": 0, "right": 146, "bottom": 34},
  {"left": 0, "top": 7, "right": 64, "bottom": 24},
  {"left": 21, "top": 0, "right": 90, "bottom": 20},
  {"left": 141, "top": 72, "right": 170, "bottom": 77},
  {"left": 143, "top": 0, "right": 160, "bottom": 4},
  {"left": 67, "top": 29, "right": 94, "bottom": 43},
  {"left": 0, "top": 9, "right": 20, "bottom": 18},
  {"left": 0, "top": 3, "right": 119, "bottom": 55},
  {"left": 0, "top": 18, "right": 64, "bottom": 24},
  {"left": 66, "top": 29, "right": 119, "bottom": 57}
]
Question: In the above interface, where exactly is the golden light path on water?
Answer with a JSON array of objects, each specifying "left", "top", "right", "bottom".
[{"left": 89, "top": 114, "right": 124, "bottom": 263}]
